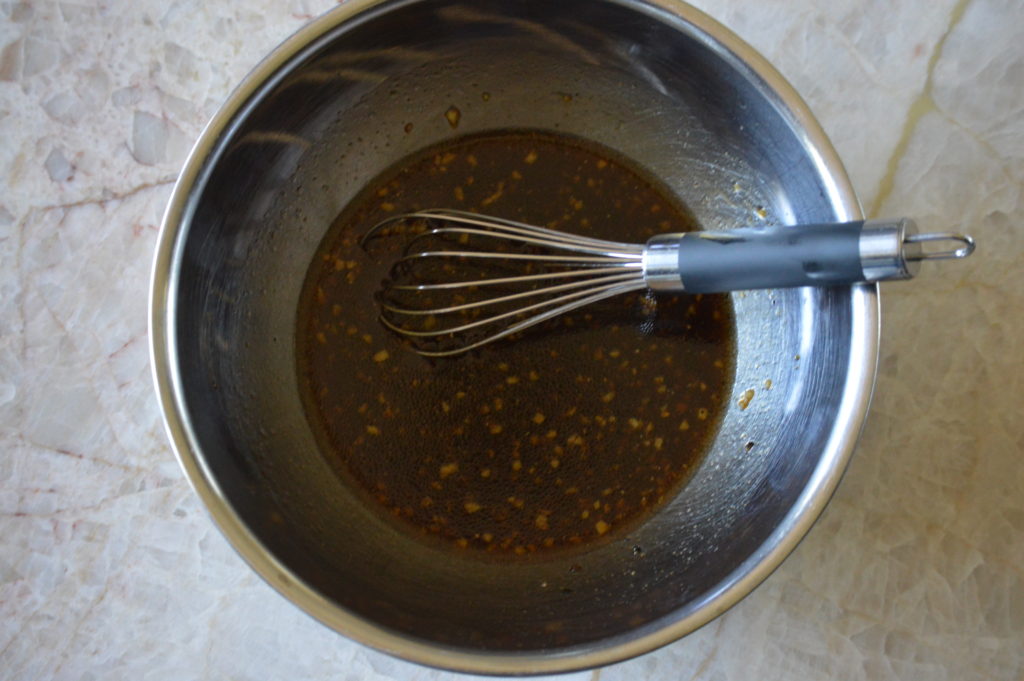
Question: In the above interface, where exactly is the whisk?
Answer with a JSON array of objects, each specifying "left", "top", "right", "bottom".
[{"left": 361, "top": 209, "right": 975, "bottom": 357}]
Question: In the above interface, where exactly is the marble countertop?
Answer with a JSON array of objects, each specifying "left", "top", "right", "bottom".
[{"left": 1, "top": 1, "right": 1021, "bottom": 679}]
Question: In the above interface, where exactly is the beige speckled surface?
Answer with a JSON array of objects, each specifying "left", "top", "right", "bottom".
[{"left": 1, "top": 1, "right": 1021, "bottom": 679}]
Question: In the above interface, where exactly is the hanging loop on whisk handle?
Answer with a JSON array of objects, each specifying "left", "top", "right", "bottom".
[{"left": 658, "top": 218, "right": 975, "bottom": 294}]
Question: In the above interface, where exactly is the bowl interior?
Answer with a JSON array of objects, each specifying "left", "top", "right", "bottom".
[{"left": 163, "top": 0, "right": 870, "bottom": 667}]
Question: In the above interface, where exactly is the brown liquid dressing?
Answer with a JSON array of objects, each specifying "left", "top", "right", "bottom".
[{"left": 297, "top": 131, "right": 736, "bottom": 558}]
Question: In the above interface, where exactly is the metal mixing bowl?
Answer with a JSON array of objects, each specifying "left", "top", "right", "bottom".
[{"left": 150, "top": 0, "right": 877, "bottom": 674}]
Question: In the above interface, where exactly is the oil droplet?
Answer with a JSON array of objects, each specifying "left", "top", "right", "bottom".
[
  {"left": 738, "top": 389, "right": 755, "bottom": 410},
  {"left": 445, "top": 106, "right": 461, "bottom": 129}
]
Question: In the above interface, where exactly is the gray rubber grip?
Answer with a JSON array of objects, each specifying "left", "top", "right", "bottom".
[{"left": 677, "top": 222, "right": 866, "bottom": 293}]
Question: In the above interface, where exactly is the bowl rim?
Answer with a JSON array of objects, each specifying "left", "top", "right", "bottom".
[{"left": 149, "top": 0, "right": 879, "bottom": 674}]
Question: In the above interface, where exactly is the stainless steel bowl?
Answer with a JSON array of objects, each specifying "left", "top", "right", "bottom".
[{"left": 151, "top": 0, "right": 877, "bottom": 674}]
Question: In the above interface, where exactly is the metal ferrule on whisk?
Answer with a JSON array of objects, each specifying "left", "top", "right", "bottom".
[{"left": 642, "top": 233, "right": 687, "bottom": 291}]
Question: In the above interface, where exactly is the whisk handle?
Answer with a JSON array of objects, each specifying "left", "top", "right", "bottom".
[{"left": 654, "top": 218, "right": 971, "bottom": 294}]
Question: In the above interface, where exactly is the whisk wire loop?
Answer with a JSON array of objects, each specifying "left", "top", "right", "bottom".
[
  {"left": 365, "top": 210, "right": 650, "bottom": 356},
  {"left": 379, "top": 278, "right": 647, "bottom": 357},
  {"left": 382, "top": 270, "right": 643, "bottom": 316},
  {"left": 389, "top": 265, "right": 641, "bottom": 291}
]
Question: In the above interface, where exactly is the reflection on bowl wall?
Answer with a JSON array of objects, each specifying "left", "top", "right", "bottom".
[{"left": 150, "top": 0, "right": 877, "bottom": 674}]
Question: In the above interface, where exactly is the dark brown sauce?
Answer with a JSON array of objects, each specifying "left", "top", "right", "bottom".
[{"left": 297, "top": 130, "right": 735, "bottom": 557}]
